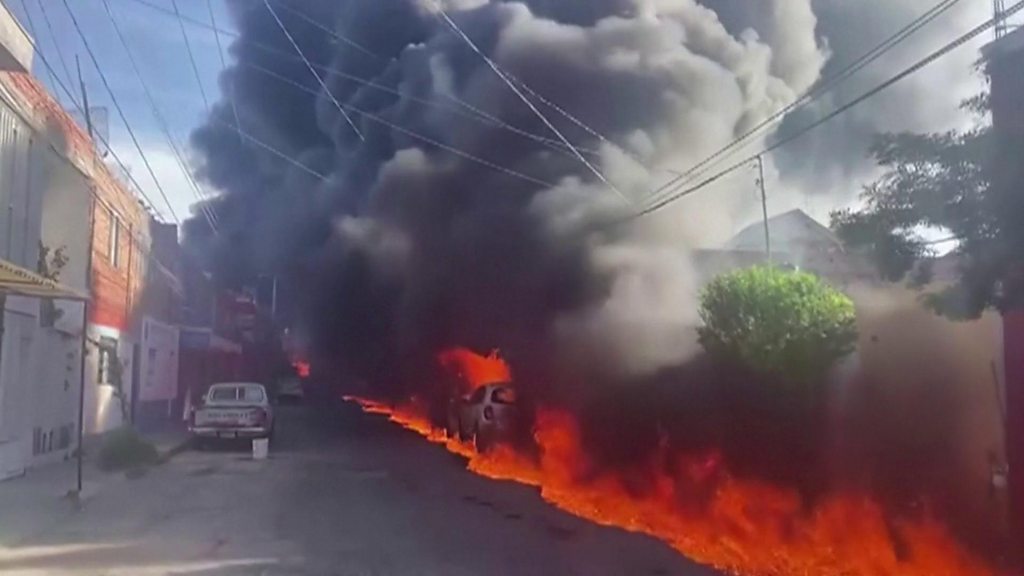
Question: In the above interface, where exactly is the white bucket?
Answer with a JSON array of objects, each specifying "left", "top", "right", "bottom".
[{"left": 252, "top": 438, "right": 269, "bottom": 460}]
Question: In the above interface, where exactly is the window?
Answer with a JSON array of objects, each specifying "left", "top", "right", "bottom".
[
  {"left": 108, "top": 213, "right": 120, "bottom": 268},
  {"left": 468, "top": 386, "right": 488, "bottom": 405},
  {"left": 241, "top": 386, "right": 265, "bottom": 403},
  {"left": 491, "top": 387, "right": 517, "bottom": 405},
  {"left": 209, "top": 386, "right": 240, "bottom": 401},
  {"left": 145, "top": 348, "right": 157, "bottom": 387}
]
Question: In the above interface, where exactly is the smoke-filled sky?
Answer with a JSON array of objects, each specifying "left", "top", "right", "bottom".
[
  {"left": 10, "top": 0, "right": 1003, "bottom": 383},
  {"left": 178, "top": 0, "right": 1010, "bottom": 387},
  {"left": 10, "top": 0, "right": 998, "bottom": 227}
]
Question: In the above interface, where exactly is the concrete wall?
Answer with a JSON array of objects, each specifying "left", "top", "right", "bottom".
[{"left": 0, "top": 83, "right": 92, "bottom": 477}]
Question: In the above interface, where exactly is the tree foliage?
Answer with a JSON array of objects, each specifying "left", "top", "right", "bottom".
[
  {"left": 698, "top": 266, "right": 858, "bottom": 385},
  {"left": 831, "top": 90, "right": 1024, "bottom": 319}
]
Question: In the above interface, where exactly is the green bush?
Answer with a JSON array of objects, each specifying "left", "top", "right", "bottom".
[
  {"left": 97, "top": 427, "right": 158, "bottom": 472},
  {"left": 698, "top": 266, "right": 858, "bottom": 385}
]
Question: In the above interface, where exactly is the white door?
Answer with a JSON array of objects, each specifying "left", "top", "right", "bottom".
[{"left": 0, "top": 313, "right": 33, "bottom": 480}]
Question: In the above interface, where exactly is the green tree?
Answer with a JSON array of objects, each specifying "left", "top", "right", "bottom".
[
  {"left": 698, "top": 266, "right": 858, "bottom": 385},
  {"left": 831, "top": 90, "right": 1024, "bottom": 319}
]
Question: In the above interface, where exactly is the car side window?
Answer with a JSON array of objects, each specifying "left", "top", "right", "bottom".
[
  {"left": 491, "top": 387, "right": 516, "bottom": 405},
  {"left": 468, "top": 387, "right": 487, "bottom": 405},
  {"left": 242, "top": 386, "right": 266, "bottom": 403}
]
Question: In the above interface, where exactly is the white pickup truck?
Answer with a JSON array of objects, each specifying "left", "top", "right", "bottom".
[{"left": 190, "top": 382, "right": 275, "bottom": 445}]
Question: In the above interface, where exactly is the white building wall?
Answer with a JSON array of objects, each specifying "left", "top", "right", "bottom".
[
  {"left": 0, "top": 86, "right": 90, "bottom": 478},
  {"left": 139, "top": 317, "right": 179, "bottom": 404}
]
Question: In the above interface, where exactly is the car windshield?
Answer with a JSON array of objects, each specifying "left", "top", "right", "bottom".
[
  {"left": 208, "top": 385, "right": 264, "bottom": 403},
  {"left": 4, "top": 2, "right": 1019, "bottom": 575}
]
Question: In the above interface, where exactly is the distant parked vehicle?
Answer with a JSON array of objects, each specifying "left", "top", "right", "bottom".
[
  {"left": 446, "top": 383, "right": 519, "bottom": 452},
  {"left": 190, "top": 383, "right": 275, "bottom": 447},
  {"left": 276, "top": 376, "right": 305, "bottom": 404}
]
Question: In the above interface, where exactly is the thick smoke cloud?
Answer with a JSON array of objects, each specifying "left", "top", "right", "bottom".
[
  {"left": 188, "top": 0, "right": 980, "bottom": 391},
  {"left": 188, "top": 0, "right": 833, "bottom": 390},
  {"left": 771, "top": 0, "right": 989, "bottom": 202}
]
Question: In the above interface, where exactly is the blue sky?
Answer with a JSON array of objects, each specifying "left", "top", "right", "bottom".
[{"left": 8, "top": 0, "right": 236, "bottom": 225}]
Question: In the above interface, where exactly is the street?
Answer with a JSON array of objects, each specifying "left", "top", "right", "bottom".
[{"left": 0, "top": 403, "right": 717, "bottom": 576}]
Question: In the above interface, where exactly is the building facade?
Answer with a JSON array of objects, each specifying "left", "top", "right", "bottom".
[{"left": 0, "top": 7, "right": 92, "bottom": 478}]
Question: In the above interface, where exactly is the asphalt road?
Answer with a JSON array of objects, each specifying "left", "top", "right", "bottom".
[{"left": 0, "top": 403, "right": 719, "bottom": 576}]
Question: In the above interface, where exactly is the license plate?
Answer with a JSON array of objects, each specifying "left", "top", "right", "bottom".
[{"left": 219, "top": 431, "right": 237, "bottom": 439}]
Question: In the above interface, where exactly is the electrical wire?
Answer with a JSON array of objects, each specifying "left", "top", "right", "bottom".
[
  {"left": 641, "top": 0, "right": 966, "bottom": 209},
  {"left": 122, "top": 0, "right": 603, "bottom": 163},
  {"left": 60, "top": 0, "right": 179, "bottom": 223},
  {"left": 266, "top": 0, "right": 385, "bottom": 63},
  {"left": 432, "top": 2, "right": 629, "bottom": 204},
  {"left": 115, "top": 0, "right": 556, "bottom": 189},
  {"left": 505, "top": 72, "right": 682, "bottom": 177},
  {"left": 171, "top": 0, "right": 211, "bottom": 113},
  {"left": 100, "top": 0, "right": 219, "bottom": 232},
  {"left": 33, "top": 0, "right": 78, "bottom": 107},
  {"left": 262, "top": 0, "right": 365, "bottom": 141},
  {"left": 16, "top": 13, "right": 165, "bottom": 221},
  {"left": 209, "top": 117, "right": 331, "bottom": 182},
  {"left": 239, "top": 62, "right": 554, "bottom": 188},
  {"left": 616, "top": 1, "right": 1024, "bottom": 226},
  {"left": 207, "top": 0, "right": 243, "bottom": 146}
]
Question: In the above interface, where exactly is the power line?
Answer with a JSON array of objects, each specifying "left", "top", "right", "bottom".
[
  {"left": 207, "top": 0, "right": 243, "bottom": 146},
  {"left": 33, "top": 0, "right": 78, "bottom": 107},
  {"left": 641, "top": 0, "right": 965, "bottom": 209},
  {"left": 262, "top": 0, "right": 365, "bottom": 141},
  {"left": 505, "top": 72, "right": 682, "bottom": 177},
  {"left": 209, "top": 116, "right": 331, "bottom": 182},
  {"left": 16, "top": 11, "right": 167, "bottom": 222},
  {"left": 267, "top": 0, "right": 385, "bottom": 63},
  {"left": 171, "top": 0, "right": 211, "bottom": 113},
  {"left": 619, "top": 1, "right": 1023, "bottom": 226},
  {"left": 239, "top": 62, "right": 554, "bottom": 188},
  {"left": 100, "top": 0, "right": 219, "bottom": 232},
  {"left": 94, "top": 0, "right": 333, "bottom": 194},
  {"left": 432, "top": 2, "right": 629, "bottom": 204},
  {"left": 122, "top": 0, "right": 599, "bottom": 163},
  {"left": 107, "top": 0, "right": 556, "bottom": 190},
  {"left": 60, "top": 0, "right": 180, "bottom": 223}
]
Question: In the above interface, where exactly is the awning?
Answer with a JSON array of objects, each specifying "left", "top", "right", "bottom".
[{"left": 0, "top": 258, "right": 88, "bottom": 301}]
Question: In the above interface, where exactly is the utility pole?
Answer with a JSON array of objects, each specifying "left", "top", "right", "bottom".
[
  {"left": 271, "top": 276, "right": 278, "bottom": 321},
  {"left": 755, "top": 154, "right": 772, "bottom": 262},
  {"left": 995, "top": 0, "right": 1008, "bottom": 39},
  {"left": 74, "top": 56, "right": 95, "bottom": 498}
]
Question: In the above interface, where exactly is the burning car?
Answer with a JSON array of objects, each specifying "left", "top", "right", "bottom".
[{"left": 446, "top": 383, "right": 519, "bottom": 452}]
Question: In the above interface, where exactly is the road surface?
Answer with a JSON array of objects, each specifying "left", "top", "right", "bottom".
[{"left": 0, "top": 402, "right": 719, "bottom": 576}]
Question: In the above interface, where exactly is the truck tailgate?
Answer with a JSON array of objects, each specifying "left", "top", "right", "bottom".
[{"left": 194, "top": 407, "right": 260, "bottom": 427}]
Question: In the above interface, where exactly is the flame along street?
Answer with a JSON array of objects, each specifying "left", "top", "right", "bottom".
[
  {"left": 345, "top": 348, "right": 998, "bottom": 576},
  {"left": 0, "top": 402, "right": 715, "bottom": 576}
]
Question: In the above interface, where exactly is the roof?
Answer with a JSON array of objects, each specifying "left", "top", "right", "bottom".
[
  {"left": 983, "top": 26, "right": 1024, "bottom": 60},
  {"left": 0, "top": 258, "right": 88, "bottom": 301},
  {"left": 727, "top": 209, "right": 842, "bottom": 252}
]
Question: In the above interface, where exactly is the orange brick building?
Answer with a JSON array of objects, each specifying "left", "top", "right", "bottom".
[{"left": 0, "top": 70, "right": 173, "bottom": 435}]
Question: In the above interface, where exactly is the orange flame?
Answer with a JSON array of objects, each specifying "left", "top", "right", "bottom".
[
  {"left": 345, "top": 396, "right": 996, "bottom": 576},
  {"left": 437, "top": 347, "right": 513, "bottom": 392}
]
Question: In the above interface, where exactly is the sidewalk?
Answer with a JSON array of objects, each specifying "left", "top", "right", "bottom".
[{"left": 0, "top": 425, "right": 191, "bottom": 548}]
